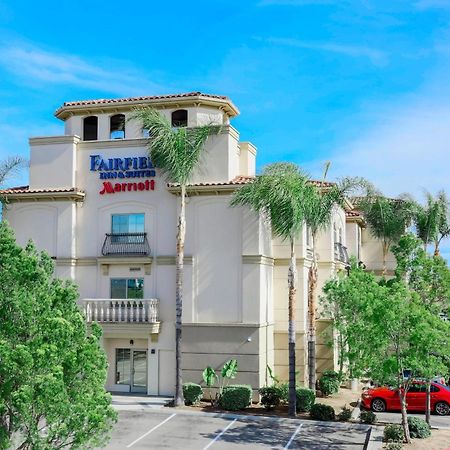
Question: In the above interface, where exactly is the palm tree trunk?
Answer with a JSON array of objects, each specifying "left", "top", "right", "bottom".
[
  {"left": 307, "top": 234, "right": 317, "bottom": 391},
  {"left": 174, "top": 184, "right": 186, "bottom": 406},
  {"left": 434, "top": 239, "right": 440, "bottom": 256},
  {"left": 382, "top": 241, "right": 389, "bottom": 276},
  {"left": 288, "top": 237, "right": 297, "bottom": 417}
]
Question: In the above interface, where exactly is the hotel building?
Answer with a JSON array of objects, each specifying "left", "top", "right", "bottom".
[{"left": 0, "top": 92, "right": 392, "bottom": 396}]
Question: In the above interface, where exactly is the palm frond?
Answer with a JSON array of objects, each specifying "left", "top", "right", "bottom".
[
  {"left": 131, "top": 107, "right": 220, "bottom": 185},
  {"left": 0, "top": 156, "right": 26, "bottom": 187},
  {"left": 231, "top": 162, "right": 309, "bottom": 241}
]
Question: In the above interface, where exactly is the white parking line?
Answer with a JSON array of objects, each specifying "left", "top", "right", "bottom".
[
  {"left": 283, "top": 423, "right": 304, "bottom": 449},
  {"left": 126, "top": 413, "right": 176, "bottom": 448},
  {"left": 202, "top": 418, "right": 237, "bottom": 450}
]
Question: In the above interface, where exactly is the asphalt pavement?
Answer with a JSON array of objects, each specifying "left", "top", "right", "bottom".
[
  {"left": 100, "top": 409, "right": 374, "bottom": 450},
  {"left": 373, "top": 410, "right": 450, "bottom": 429}
]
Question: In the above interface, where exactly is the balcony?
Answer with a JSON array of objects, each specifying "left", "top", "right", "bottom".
[
  {"left": 83, "top": 299, "right": 160, "bottom": 331},
  {"left": 334, "top": 242, "right": 349, "bottom": 264},
  {"left": 101, "top": 232, "right": 150, "bottom": 257}
]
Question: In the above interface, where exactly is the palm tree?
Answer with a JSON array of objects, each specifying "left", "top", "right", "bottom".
[
  {"left": 410, "top": 190, "right": 449, "bottom": 255},
  {"left": 0, "top": 156, "right": 25, "bottom": 213},
  {"left": 133, "top": 108, "right": 220, "bottom": 406},
  {"left": 0, "top": 156, "right": 24, "bottom": 187},
  {"left": 358, "top": 190, "right": 414, "bottom": 275},
  {"left": 302, "top": 175, "right": 358, "bottom": 390},
  {"left": 231, "top": 162, "right": 309, "bottom": 417}
]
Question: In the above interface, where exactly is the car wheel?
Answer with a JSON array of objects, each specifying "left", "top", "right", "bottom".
[
  {"left": 371, "top": 398, "right": 386, "bottom": 412},
  {"left": 435, "top": 402, "right": 450, "bottom": 416}
]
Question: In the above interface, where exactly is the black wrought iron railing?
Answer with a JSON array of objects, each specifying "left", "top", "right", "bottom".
[
  {"left": 102, "top": 232, "right": 150, "bottom": 256},
  {"left": 334, "top": 242, "right": 349, "bottom": 264}
]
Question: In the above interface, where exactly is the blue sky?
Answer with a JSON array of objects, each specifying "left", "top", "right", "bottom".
[{"left": 0, "top": 0, "right": 449, "bottom": 258}]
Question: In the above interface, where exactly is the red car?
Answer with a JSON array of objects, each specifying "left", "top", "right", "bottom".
[{"left": 361, "top": 381, "right": 450, "bottom": 416}]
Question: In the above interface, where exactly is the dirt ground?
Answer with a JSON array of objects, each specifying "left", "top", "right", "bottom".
[
  {"left": 315, "top": 386, "right": 360, "bottom": 413},
  {"left": 180, "top": 386, "right": 361, "bottom": 418},
  {"left": 403, "top": 429, "right": 450, "bottom": 450}
]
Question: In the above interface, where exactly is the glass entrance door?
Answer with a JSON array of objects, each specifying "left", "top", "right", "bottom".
[
  {"left": 131, "top": 350, "right": 147, "bottom": 393},
  {"left": 115, "top": 348, "right": 147, "bottom": 393}
]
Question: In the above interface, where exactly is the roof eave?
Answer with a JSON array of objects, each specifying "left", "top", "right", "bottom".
[{"left": 55, "top": 95, "right": 239, "bottom": 121}]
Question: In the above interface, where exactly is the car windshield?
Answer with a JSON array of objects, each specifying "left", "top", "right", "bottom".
[{"left": 435, "top": 383, "right": 450, "bottom": 391}]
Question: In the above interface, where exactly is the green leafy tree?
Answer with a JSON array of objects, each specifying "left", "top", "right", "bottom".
[
  {"left": 358, "top": 191, "right": 414, "bottom": 275},
  {"left": 301, "top": 174, "right": 359, "bottom": 390},
  {"left": 133, "top": 108, "right": 220, "bottom": 406},
  {"left": 321, "top": 261, "right": 449, "bottom": 443},
  {"left": 0, "top": 223, "right": 117, "bottom": 449},
  {"left": 392, "top": 233, "right": 450, "bottom": 424},
  {"left": 231, "top": 162, "right": 309, "bottom": 417}
]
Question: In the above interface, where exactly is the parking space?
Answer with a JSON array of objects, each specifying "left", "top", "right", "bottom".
[
  {"left": 373, "top": 411, "right": 450, "bottom": 429},
  {"left": 101, "top": 410, "right": 372, "bottom": 449}
]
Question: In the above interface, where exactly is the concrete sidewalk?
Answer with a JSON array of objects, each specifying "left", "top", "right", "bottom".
[{"left": 111, "top": 393, "right": 173, "bottom": 410}]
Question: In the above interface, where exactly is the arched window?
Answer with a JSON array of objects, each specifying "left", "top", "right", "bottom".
[
  {"left": 171, "top": 109, "right": 188, "bottom": 127},
  {"left": 83, "top": 116, "right": 98, "bottom": 141},
  {"left": 110, "top": 114, "right": 125, "bottom": 139}
]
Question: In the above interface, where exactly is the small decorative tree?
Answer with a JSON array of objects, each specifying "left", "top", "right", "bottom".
[{"left": 0, "top": 223, "right": 117, "bottom": 449}]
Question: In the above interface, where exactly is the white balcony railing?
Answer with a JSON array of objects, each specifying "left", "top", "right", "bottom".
[{"left": 83, "top": 299, "right": 159, "bottom": 324}]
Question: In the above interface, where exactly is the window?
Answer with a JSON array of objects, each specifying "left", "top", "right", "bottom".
[
  {"left": 110, "top": 114, "right": 125, "bottom": 139},
  {"left": 112, "top": 213, "right": 144, "bottom": 234},
  {"left": 115, "top": 349, "right": 131, "bottom": 384},
  {"left": 83, "top": 116, "right": 98, "bottom": 141},
  {"left": 111, "top": 278, "right": 144, "bottom": 299},
  {"left": 171, "top": 109, "right": 188, "bottom": 127}
]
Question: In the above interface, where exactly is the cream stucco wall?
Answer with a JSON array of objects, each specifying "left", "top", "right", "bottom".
[{"left": 3, "top": 93, "right": 398, "bottom": 397}]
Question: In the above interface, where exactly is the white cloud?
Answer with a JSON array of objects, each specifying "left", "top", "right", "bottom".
[
  {"left": 0, "top": 44, "right": 168, "bottom": 96},
  {"left": 266, "top": 37, "right": 388, "bottom": 66},
  {"left": 317, "top": 99, "right": 450, "bottom": 198}
]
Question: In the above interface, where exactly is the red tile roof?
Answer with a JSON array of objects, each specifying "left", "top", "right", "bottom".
[
  {"left": 0, "top": 186, "right": 84, "bottom": 195},
  {"left": 55, "top": 92, "right": 239, "bottom": 119},
  {"left": 61, "top": 91, "right": 229, "bottom": 108},
  {"left": 168, "top": 176, "right": 335, "bottom": 188}
]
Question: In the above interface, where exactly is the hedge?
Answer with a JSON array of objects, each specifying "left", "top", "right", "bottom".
[
  {"left": 182, "top": 383, "right": 203, "bottom": 406},
  {"left": 219, "top": 385, "right": 252, "bottom": 411}
]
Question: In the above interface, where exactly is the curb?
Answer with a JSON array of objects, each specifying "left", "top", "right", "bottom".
[
  {"left": 365, "top": 426, "right": 384, "bottom": 450},
  {"left": 351, "top": 399, "right": 361, "bottom": 421}
]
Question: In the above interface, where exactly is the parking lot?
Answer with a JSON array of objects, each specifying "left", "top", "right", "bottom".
[
  {"left": 373, "top": 410, "right": 450, "bottom": 429},
  {"left": 101, "top": 410, "right": 373, "bottom": 449}
]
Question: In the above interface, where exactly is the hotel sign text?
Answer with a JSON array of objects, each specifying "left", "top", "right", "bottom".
[{"left": 90, "top": 154, "right": 156, "bottom": 195}]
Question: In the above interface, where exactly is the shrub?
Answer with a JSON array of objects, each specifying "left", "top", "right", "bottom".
[
  {"left": 279, "top": 382, "right": 289, "bottom": 404},
  {"left": 383, "top": 443, "right": 403, "bottom": 450},
  {"left": 259, "top": 385, "right": 282, "bottom": 411},
  {"left": 407, "top": 416, "right": 431, "bottom": 439},
  {"left": 182, "top": 382, "right": 203, "bottom": 406},
  {"left": 318, "top": 370, "right": 340, "bottom": 397},
  {"left": 296, "top": 387, "right": 316, "bottom": 412},
  {"left": 383, "top": 424, "right": 404, "bottom": 443},
  {"left": 310, "top": 403, "right": 336, "bottom": 421},
  {"left": 337, "top": 405, "right": 352, "bottom": 421},
  {"left": 360, "top": 410, "right": 377, "bottom": 424},
  {"left": 219, "top": 384, "right": 252, "bottom": 411}
]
